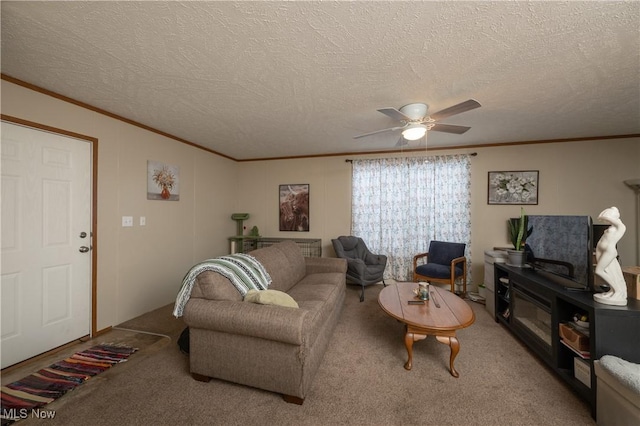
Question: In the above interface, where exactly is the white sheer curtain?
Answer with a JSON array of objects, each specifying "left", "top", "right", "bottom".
[{"left": 351, "top": 155, "right": 472, "bottom": 281}]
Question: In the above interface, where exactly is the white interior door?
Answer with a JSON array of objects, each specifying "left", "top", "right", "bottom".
[{"left": 1, "top": 121, "right": 92, "bottom": 369}]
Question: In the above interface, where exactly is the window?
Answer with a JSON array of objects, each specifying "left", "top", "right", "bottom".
[{"left": 351, "top": 155, "right": 472, "bottom": 280}]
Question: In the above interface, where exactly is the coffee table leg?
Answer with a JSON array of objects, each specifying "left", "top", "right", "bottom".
[
  {"left": 404, "top": 331, "right": 427, "bottom": 370},
  {"left": 436, "top": 335, "right": 460, "bottom": 378}
]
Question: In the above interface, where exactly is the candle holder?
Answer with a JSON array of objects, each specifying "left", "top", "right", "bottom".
[{"left": 418, "top": 282, "right": 430, "bottom": 300}]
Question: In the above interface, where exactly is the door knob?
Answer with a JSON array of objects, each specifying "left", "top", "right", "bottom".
[
  {"left": 79, "top": 232, "right": 87, "bottom": 238},
  {"left": 79, "top": 246, "right": 91, "bottom": 253}
]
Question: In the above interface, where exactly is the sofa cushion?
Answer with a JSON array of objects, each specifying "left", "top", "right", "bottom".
[
  {"left": 191, "top": 270, "right": 243, "bottom": 301},
  {"left": 250, "top": 240, "right": 306, "bottom": 293},
  {"left": 244, "top": 289, "right": 299, "bottom": 308},
  {"left": 287, "top": 272, "right": 345, "bottom": 347},
  {"left": 416, "top": 263, "right": 463, "bottom": 279}
]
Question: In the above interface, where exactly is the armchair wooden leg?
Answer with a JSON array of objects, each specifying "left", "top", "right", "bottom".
[{"left": 360, "top": 285, "right": 365, "bottom": 302}]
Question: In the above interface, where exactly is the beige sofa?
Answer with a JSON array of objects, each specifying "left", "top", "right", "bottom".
[{"left": 182, "top": 240, "right": 347, "bottom": 404}]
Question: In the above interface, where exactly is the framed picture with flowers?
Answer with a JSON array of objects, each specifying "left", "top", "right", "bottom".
[
  {"left": 147, "top": 160, "right": 180, "bottom": 201},
  {"left": 488, "top": 170, "right": 538, "bottom": 205}
]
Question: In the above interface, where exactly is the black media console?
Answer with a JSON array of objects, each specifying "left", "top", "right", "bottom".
[{"left": 494, "top": 263, "right": 640, "bottom": 418}]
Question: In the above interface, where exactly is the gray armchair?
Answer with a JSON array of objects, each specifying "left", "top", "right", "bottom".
[{"left": 332, "top": 236, "right": 387, "bottom": 302}]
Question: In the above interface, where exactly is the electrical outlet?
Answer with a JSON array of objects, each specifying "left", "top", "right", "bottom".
[{"left": 122, "top": 216, "right": 133, "bottom": 227}]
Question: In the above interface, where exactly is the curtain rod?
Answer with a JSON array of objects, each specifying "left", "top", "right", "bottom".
[{"left": 345, "top": 152, "right": 477, "bottom": 162}]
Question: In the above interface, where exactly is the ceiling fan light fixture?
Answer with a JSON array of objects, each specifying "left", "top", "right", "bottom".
[
  {"left": 399, "top": 103, "right": 428, "bottom": 120},
  {"left": 402, "top": 124, "right": 427, "bottom": 140}
]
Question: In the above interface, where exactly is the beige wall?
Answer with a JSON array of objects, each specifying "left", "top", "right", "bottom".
[
  {"left": 1, "top": 80, "right": 237, "bottom": 330},
  {"left": 238, "top": 140, "right": 640, "bottom": 289},
  {"left": 236, "top": 158, "right": 352, "bottom": 248},
  {"left": 3, "top": 79, "right": 639, "bottom": 332}
]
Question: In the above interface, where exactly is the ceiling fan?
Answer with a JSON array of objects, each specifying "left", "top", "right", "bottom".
[{"left": 354, "top": 99, "right": 481, "bottom": 143}]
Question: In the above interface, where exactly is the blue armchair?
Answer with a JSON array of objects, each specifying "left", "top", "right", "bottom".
[{"left": 413, "top": 241, "right": 467, "bottom": 295}]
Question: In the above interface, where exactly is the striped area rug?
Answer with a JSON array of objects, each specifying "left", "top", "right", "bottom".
[{"left": 1, "top": 344, "right": 137, "bottom": 425}]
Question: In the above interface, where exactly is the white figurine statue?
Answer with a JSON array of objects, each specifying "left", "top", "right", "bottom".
[{"left": 593, "top": 206, "right": 628, "bottom": 306}]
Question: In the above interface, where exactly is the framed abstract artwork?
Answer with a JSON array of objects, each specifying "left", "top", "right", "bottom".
[
  {"left": 488, "top": 170, "right": 538, "bottom": 205},
  {"left": 279, "top": 184, "right": 309, "bottom": 231}
]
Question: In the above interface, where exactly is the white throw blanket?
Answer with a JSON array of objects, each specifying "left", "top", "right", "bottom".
[{"left": 173, "top": 254, "right": 271, "bottom": 317}]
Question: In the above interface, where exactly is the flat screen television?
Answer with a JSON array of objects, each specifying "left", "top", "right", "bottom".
[{"left": 518, "top": 215, "right": 594, "bottom": 291}]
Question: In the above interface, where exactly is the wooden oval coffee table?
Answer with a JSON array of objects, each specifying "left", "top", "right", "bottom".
[{"left": 378, "top": 282, "right": 475, "bottom": 377}]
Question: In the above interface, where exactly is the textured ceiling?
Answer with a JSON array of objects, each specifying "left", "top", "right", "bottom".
[{"left": 1, "top": 1, "right": 639, "bottom": 160}]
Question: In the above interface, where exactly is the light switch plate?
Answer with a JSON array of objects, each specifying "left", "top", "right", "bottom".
[
  {"left": 140, "top": 216, "right": 146, "bottom": 226},
  {"left": 122, "top": 216, "right": 133, "bottom": 227}
]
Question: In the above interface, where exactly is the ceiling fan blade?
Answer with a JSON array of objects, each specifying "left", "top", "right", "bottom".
[
  {"left": 353, "top": 126, "right": 405, "bottom": 139},
  {"left": 377, "top": 107, "right": 411, "bottom": 122},
  {"left": 430, "top": 123, "right": 471, "bottom": 134},
  {"left": 429, "top": 99, "right": 481, "bottom": 121}
]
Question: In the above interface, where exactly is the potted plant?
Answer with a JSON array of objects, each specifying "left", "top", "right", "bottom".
[{"left": 507, "top": 207, "right": 533, "bottom": 266}]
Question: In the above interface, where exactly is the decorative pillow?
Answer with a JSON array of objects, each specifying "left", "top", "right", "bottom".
[{"left": 243, "top": 289, "right": 299, "bottom": 308}]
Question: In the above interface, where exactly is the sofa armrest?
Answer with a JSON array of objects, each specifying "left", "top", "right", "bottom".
[
  {"left": 305, "top": 257, "right": 347, "bottom": 275},
  {"left": 594, "top": 357, "right": 640, "bottom": 425},
  {"left": 184, "top": 298, "right": 310, "bottom": 345}
]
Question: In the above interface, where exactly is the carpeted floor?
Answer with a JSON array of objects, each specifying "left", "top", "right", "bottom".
[{"left": 12, "top": 283, "right": 594, "bottom": 425}]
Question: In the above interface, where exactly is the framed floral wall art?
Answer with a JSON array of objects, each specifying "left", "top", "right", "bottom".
[
  {"left": 147, "top": 161, "right": 180, "bottom": 201},
  {"left": 279, "top": 184, "right": 309, "bottom": 231},
  {"left": 488, "top": 170, "right": 538, "bottom": 205}
]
